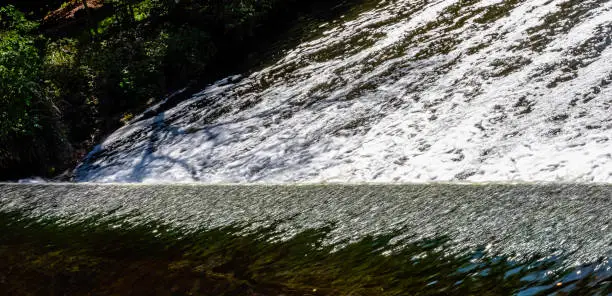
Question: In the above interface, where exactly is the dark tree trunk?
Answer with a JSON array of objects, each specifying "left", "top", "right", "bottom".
[{"left": 81, "top": 0, "right": 96, "bottom": 39}]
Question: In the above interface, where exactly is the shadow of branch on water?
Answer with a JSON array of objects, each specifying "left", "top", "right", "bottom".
[{"left": 127, "top": 112, "right": 200, "bottom": 182}]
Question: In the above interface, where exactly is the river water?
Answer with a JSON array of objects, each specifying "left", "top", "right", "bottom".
[
  {"left": 1, "top": 184, "right": 610, "bottom": 293},
  {"left": 74, "top": 0, "right": 612, "bottom": 183}
]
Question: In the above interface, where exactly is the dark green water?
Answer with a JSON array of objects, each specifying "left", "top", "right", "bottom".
[{"left": 1, "top": 184, "right": 610, "bottom": 295}]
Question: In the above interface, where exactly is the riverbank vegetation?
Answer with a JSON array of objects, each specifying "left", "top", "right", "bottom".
[{"left": 0, "top": 0, "right": 363, "bottom": 180}]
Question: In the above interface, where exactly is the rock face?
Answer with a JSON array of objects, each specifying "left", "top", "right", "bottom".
[
  {"left": 42, "top": 0, "right": 107, "bottom": 33},
  {"left": 76, "top": 0, "right": 612, "bottom": 183}
]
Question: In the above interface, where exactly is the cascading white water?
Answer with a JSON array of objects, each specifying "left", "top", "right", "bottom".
[{"left": 76, "top": 0, "right": 612, "bottom": 183}]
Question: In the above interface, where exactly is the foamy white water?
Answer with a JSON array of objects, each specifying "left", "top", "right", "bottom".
[{"left": 76, "top": 0, "right": 612, "bottom": 183}]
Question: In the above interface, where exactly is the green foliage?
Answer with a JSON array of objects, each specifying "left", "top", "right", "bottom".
[
  {"left": 163, "top": 25, "right": 215, "bottom": 79},
  {"left": 76, "top": 0, "right": 275, "bottom": 115},
  {"left": 0, "top": 5, "right": 38, "bottom": 32},
  {"left": 0, "top": 5, "right": 43, "bottom": 138},
  {"left": 0, "top": 5, "right": 73, "bottom": 179},
  {"left": 82, "top": 27, "right": 165, "bottom": 112}
]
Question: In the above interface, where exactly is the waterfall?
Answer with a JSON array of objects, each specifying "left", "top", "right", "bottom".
[{"left": 76, "top": 0, "right": 612, "bottom": 183}]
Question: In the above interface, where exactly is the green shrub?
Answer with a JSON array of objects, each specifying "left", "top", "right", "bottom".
[
  {"left": 0, "top": 5, "right": 43, "bottom": 138},
  {"left": 0, "top": 5, "right": 71, "bottom": 179}
]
